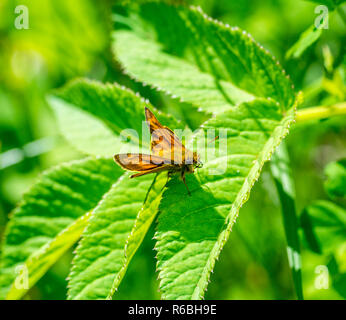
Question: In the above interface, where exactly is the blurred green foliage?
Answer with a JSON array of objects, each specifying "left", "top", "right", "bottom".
[{"left": 0, "top": 0, "right": 345, "bottom": 299}]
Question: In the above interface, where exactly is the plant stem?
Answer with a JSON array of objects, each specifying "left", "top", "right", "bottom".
[{"left": 296, "top": 102, "right": 346, "bottom": 123}]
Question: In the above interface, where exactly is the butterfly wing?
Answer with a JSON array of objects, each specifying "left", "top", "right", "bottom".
[
  {"left": 145, "top": 107, "right": 192, "bottom": 164},
  {"left": 114, "top": 153, "right": 175, "bottom": 178}
]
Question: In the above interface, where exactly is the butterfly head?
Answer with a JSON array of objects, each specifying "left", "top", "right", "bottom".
[{"left": 193, "top": 152, "right": 203, "bottom": 169}]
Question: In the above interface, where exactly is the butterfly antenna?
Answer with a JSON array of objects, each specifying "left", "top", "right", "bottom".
[{"left": 208, "top": 135, "right": 219, "bottom": 145}]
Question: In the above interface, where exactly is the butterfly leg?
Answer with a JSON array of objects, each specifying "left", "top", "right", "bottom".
[
  {"left": 166, "top": 170, "right": 173, "bottom": 185},
  {"left": 181, "top": 168, "right": 191, "bottom": 196}
]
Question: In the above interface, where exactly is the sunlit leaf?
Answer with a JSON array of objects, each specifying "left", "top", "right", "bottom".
[
  {"left": 324, "top": 159, "right": 346, "bottom": 200},
  {"left": 68, "top": 173, "right": 167, "bottom": 300},
  {"left": 112, "top": 3, "right": 295, "bottom": 114},
  {"left": 5, "top": 212, "right": 92, "bottom": 300},
  {"left": 0, "top": 157, "right": 121, "bottom": 299},
  {"left": 155, "top": 99, "right": 296, "bottom": 299},
  {"left": 286, "top": 25, "right": 322, "bottom": 60},
  {"left": 300, "top": 200, "right": 346, "bottom": 253}
]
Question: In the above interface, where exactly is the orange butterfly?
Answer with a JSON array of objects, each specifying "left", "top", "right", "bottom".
[{"left": 114, "top": 107, "right": 202, "bottom": 195}]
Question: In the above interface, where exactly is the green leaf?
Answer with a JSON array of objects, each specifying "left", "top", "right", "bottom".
[
  {"left": 47, "top": 78, "right": 184, "bottom": 156},
  {"left": 270, "top": 142, "right": 303, "bottom": 300},
  {"left": 286, "top": 0, "right": 346, "bottom": 59},
  {"left": 109, "top": 172, "right": 168, "bottom": 299},
  {"left": 112, "top": 3, "right": 295, "bottom": 114},
  {"left": 5, "top": 212, "right": 92, "bottom": 300},
  {"left": 47, "top": 77, "right": 185, "bottom": 299},
  {"left": 306, "top": 0, "right": 345, "bottom": 10},
  {"left": 111, "top": 2, "right": 299, "bottom": 300},
  {"left": 327, "top": 255, "right": 346, "bottom": 299},
  {"left": 286, "top": 25, "right": 322, "bottom": 60},
  {"left": 324, "top": 159, "right": 346, "bottom": 200},
  {"left": 48, "top": 95, "right": 120, "bottom": 157},
  {"left": 155, "top": 98, "right": 296, "bottom": 299},
  {"left": 67, "top": 173, "right": 166, "bottom": 300},
  {"left": 0, "top": 157, "right": 121, "bottom": 299},
  {"left": 300, "top": 200, "right": 346, "bottom": 254}
]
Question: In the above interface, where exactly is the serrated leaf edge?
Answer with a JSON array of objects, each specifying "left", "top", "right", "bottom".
[
  {"left": 154, "top": 93, "right": 301, "bottom": 299},
  {"left": 112, "top": 4, "right": 295, "bottom": 116}
]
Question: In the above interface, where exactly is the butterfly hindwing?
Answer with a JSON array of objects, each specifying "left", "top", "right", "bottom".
[{"left": 114, "top": 153, "right": 171, "bottom": 171}]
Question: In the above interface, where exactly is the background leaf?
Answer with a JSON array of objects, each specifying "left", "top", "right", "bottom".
[
  {"left": 5, "top": 212, "right": 91, "bottom": 300},
  {"left": 285, "top": 25, "right": 323, "bottom": 60},
  {"left": 270, "top": 142, "right": 303, "bottom": 300},
  {"left": 0, "top": 157, "right": 121, "bottom": 299},
  {"left": 327, "top": 255, "right": 346, "bottom": 299},
  {"left": 300, "top": 200, "right": 346, "bottom": 254},
  {"left": 306, "top": 0, "right": 345, "bottom": 10},
  {"left": 324, "top": 159, "right": 346, "bottom": 200}
]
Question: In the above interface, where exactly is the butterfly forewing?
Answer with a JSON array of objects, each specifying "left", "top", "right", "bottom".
[{"left": 145, "top": 107, "right": 193, "bottom": 165}]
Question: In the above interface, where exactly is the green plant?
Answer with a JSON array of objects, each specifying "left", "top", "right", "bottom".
[
  {"left": 0, "top": 1, "right": 345, "bottom": 300},
  {"left": 300, "top": 159, "right": 346, "bottom": 298}
]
